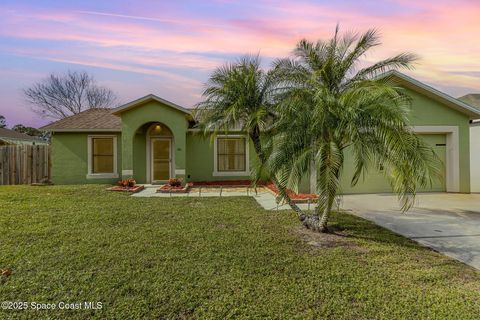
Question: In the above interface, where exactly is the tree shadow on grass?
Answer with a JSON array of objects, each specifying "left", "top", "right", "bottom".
[{"left": 328, "top": 211, "right": 427, "bottom": 250}]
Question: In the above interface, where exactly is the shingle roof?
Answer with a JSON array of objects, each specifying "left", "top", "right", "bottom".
[
  {"left": 458, "top": 94, "right": 480, "bottom": 111},
  {"left": 0, "top": 127, "right": 44, "bottom": 142},
  {"left": 40, "top": 108, "right": 121, "bottom": 131}
]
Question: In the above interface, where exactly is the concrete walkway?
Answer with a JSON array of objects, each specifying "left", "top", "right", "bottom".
[
  {"left": 133, "top": 186, "right": 287, "bottom": 210},
  {"left": 132, "top": 186, "right": 317, "bottom": 211},
  {"left": 341, "top": 193, "right": 480, "bottom": 270}
]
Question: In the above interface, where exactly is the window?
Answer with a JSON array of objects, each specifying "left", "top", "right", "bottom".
[
  {"left": 215, "top": 136, "right": 248, "bottom": 174},
  {"left": 87, "top": 136, "right": 118, "bottom": 178},
  {"left": 92, "top": 138, "right": 114, "bottom": 173}
]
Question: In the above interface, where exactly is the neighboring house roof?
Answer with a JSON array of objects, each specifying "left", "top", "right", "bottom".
[
  {"left": 0, "top": 127, "right": 46, "bottom": 144},
  {"left": 112, "top": 94, "right": 192, "bottom": 116},
  {"left": 458, "top": 94, "right": 480, "bottom": 110},
  {"left": 382, "top": 70, "right": 480, "bottom": 119},
  {"left": 40, "top": 108, "right": 121, "bottom": 132},
  {"left": 459, "top": 94, "right": 480, "bottom": 124}
]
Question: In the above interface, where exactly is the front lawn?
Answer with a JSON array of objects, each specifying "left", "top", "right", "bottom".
[{"left": 0, "top": 185, "right": 479, "bottom": 319}]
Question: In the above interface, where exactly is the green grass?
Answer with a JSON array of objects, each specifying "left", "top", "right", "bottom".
[{"left": 0, "top": 185, "right": 479, "bottom": 319}]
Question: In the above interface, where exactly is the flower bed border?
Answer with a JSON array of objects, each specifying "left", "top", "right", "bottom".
[
  {"left": 157, "top": 182, "right": 193, "bottom": 193},
  {"left": 263, "top": 182, "right": 318, "bottom": 202},
  {"left": 107, "top": 185, "right": 145, "bottom": 193}
]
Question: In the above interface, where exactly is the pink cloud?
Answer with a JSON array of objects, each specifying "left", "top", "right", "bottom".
[{"left": 0, "top": 0, "right": 479, "bottom": 129}]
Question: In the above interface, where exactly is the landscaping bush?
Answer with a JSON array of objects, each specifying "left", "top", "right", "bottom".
[
  {"left": 118, "top": 178, "right": 136, "bottom": 188},
  {"left": 168, "top": 178, "right": 182, "bottom": 187}
]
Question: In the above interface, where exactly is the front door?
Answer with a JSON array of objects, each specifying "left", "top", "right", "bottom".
[{"left": 151, "top": 138, "right": 171, "bottom": 182}]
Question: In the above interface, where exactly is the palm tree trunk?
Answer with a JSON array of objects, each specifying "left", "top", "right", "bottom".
[
  {"left": 249, "top": 130, "right": 307, "bottom": 223},
  {"left": 272, "top": 178, "right": 307, "bottom": 222},
  {"left": 318, "top": 201, "right": 333, "bottom": 232}
]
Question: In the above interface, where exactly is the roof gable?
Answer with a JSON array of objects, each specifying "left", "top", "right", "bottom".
[
  {"left": 112, "top": 94, "right": 191, "bottom": 116},
  {"left": 381, "top": 71, "right": 480, "bottom": 119}
]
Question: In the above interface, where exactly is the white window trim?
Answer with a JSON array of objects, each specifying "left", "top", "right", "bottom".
[
  {"left": 213, "top": 135, "right": 250, "bottom": 177},
  {"left": 470, "top": 124, "right": 480, "bottom": 192},
  {"left": 86, "top": 135, "right": 118, "bottom": 179}
]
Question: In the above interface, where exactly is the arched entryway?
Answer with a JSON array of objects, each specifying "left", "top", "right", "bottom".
[{"left": 146, "top": 122, "right": 174, "bottom": 183}]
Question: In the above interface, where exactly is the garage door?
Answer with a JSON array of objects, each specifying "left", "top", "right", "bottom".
[
  {"left": 417, "top": 134, "right": 446, "bottom": 192},
  {"left": 339, "top": 134, "right": 446, "bottom": 194}
]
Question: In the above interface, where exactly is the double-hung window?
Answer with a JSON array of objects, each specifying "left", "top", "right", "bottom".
[
  {"left": 214, "top": 136, "right": 249, "bottom": 176},
  {"left": 87, "top": 136, "right": 118, "bottom": 178}
]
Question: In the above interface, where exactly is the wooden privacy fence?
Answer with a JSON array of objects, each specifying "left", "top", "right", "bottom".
[{"left": 0, "top": 145, "right": 50, "bottom": 185}]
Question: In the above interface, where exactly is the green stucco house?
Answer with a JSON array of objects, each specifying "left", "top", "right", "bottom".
[{"left": 41, "top": 71, "right": 480, "bottom": 194}]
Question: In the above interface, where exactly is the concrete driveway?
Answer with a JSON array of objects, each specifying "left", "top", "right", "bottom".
[{"left": 341, "top": 193, "right": 480, "bottom": 270}]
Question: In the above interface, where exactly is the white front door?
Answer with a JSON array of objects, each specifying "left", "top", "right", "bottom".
[{"left": 151, "top": 138, "right": 171, "bottom": 182}]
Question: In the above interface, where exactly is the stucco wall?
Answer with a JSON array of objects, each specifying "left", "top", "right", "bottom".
[
  {"left": 337, "top": 86, "right": 471, "bottom": 194},
  {"left": 118, "top": 100, "right": 189, "bottom": 182},
  {"left": 186, "top": 133, "right": 257, "bottom": 182},
  {"left": 50, "top": 132, "right": 122, "bottom": 184},
  {"left": 186, "top": 133, "right": 311, "bottom": 192},
  {"left": 49, "top": 84, "right": 472, "bottom": 192},
  {"left": 133, "top": 132, "right": 147, "bottom": 184},
  {"left": 470, "top": 123, "right": 480, "bottom": 192},
  {"left": 408, "top": 88, "right": 470, "bottom": 193}
]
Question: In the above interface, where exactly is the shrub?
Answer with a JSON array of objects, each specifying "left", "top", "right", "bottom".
[
  {"left": 168, "top": 178, "right": 182, "bottom": 187},
  {"left": 118, "top": 178, "right": 136, "bottom": 188}
]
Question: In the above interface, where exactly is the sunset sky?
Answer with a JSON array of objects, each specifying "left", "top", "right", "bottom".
[{"left": 0, "top": 0, "right": 479, "bottom": 127}]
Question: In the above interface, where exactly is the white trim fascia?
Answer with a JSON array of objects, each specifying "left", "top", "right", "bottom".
[
  {"left": 213, "top": 171, "right": 251, "bottom": 177},
  {"left": 112, "top": 94, "right": 191, "bottom": 115},
  {"left": 412, "top": 125, "right": 460, "bottom": 192},
  {"left": 87, "top": 135, "right": 118, "bottom": 179},
  {"left": 213, "top": 134, "right": 250, "bottom": 177},
  {"left": 86, "top": 173, "right": 119, "bottom": 179}
]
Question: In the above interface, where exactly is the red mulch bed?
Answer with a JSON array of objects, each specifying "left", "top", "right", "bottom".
[
  {"left": 190, "top": 180, "right": 317, "bottom": 201},
  {"left": 107, "top": 185, "right": 145, "bottom": 193},
  {"left": 157, "top": 182, "right": 193, "bottom": 193},
  {"left": 264, "top": 182, "right": 318, "bottom": 201}
]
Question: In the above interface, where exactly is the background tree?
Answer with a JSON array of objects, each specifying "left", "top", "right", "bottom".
[
  {"left": 12, "top": 124, "right": 43, "bottom": 137},
  {"left": 269, "top": 27, "right": 441, "bottom": 232},
  {"left": 24, "top": 71, "right": 117, "bottom": 120},
  {"left": 0, "top": 115, "right": 5, "bottom": 128}
]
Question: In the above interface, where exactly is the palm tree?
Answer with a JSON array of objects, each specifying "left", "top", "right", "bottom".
[
  {"left": 195, "top": 55, "right": 273, "bottom": 157},
  {"left": 269, "top": 27, "right": 441, "bottom": 232},
  {"left": 195, "top": 55, "right": 302, "bottom": 205}
]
